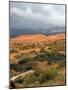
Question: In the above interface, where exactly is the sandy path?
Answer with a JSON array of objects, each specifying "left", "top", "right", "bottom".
[{"left": 10, "top": 70, "right": 34, "bottom": 81}]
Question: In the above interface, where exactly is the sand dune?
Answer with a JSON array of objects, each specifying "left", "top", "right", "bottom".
[
  {"left": 11, "top": 34, "right": 48, "bottom": 43},
  {"left": 48, "top": 33, "right": 65, "bottom": 41},
  {"left": 11, "top": 33, "right": 65, "bottom": 43}
]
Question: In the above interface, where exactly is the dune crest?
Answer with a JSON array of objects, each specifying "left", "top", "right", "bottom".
[{"left": 11, "top": 33, "right": 65, "bottom": 43}]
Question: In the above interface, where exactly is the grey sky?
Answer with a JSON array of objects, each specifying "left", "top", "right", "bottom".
[{"left": 10, "top": 2, "right": 65, "bottom": 35}]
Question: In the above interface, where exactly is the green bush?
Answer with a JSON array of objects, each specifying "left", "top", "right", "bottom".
[
  {"left": 48, "top": 40, "right": 65, "bottom": 53},
  {"left": 30, "top": 50, "right": 37, "bottom": 54},
  {"left": 18, "top": 57, "right": 31, "bottom": 64},
  {"left": 14, "top": 67, "right": 59, "bottom": 85},
  {"left": 34, "top": 52, "right": 65, "bottom": 62},
  {"left": 15, "top": 76, "right": 24, "bottom": 84},
  {"left": 10, "top": 64, "right": 25, "bottom": 72},
  {"left": 40, "top": 48, "right": 47, "bottom": 53},
  {"left": 10, "top": 63, "right": 32, "bottom": 72},
  {"left": 58, "top": 60, "right": 65, "bottom": 68},
  {"left": 23, "top": 68, "right": 58, "bottom": 85},
  {"left": 23, "top": 75, "right": 35, "bottom": 84},
  {"left": 15, "top": 55, "right": 21, "bottom": 59},
  {"left": 23, "top": 69, "right": 42, "bottom": 85},
  {"left": 34, "top": 68, "right": 41, "bottom": 77},
  {"left": 34, "top": 53, "right": 46, "bottom": 62},
  {"left": 40, "top": 68, "right": 58, "bottom": 83},
  {"left": 10, "top": 48, "right": 18, "bottom": 53},
  {"left": 45, "top": 68, "right": 58, "bottom": 80}
]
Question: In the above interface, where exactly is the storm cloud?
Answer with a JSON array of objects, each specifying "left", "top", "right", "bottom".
[{"left": 10, "top": 2, "right": 65, "bottom": 37}]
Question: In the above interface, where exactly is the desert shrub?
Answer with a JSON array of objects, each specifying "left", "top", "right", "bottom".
[
  {"left": 18, "top": 57, "right": 31, "bottom": 64},
  {"left": 14, "top": 67, "right": 59, "bottom": 85},
  {"left": 15, "top": 55, "right": 21, "bottom": 59},
  {"left": 55, "top": 75, "right": 65, "bottom": 81},
  {"left": 10, "top": 48, "right": 18, "bottom": 53},
  {"left": 30, "top": 50, "right": 37, "bottom": 54},
  {"left": 34, "top": 53, "right": 46, "bottom": 62},
  {"left": 58, "top": 60, "right": 65, "bottom": 68},
  {"left": 45, "top": 68, "right": 58, "bottom": 80},
  {"left": 34, "top": 52, "right": 65, "bottom": 62},
  {"left": 47, "top": 61, "right": 52, "bottom": 65},
  {"left": 24, "top": 62, "right": 33, "bottom": 70},
  {"left": 40, "top": 68, "right": 58, "bottom": 83},
  {"left": 31, "top": 44, "right": 36, "bottom": 48},
  {"left": 23, "top": 75, "right": 35, "bottom": 84},
  {"left": 15, "top": 76, "right": 24, "bottom": 84},
  {"left": 40, "top": 48, "right": 47, "bottom": 53},
  {"left": 34, "top": 68, "right": 41, "bottom": 77},
  {"left": 18, "top": 44, "right": 34, "bottom": 50},
  {"left": 10, "top": 63, "right": 31, "bottom": 72},
  {"left": 49, "top": 53, "right": 65, "bottom": 61},
  {"left": 10, "top": 64, "right": 18, "bottom": 70},
  {"left": 10, "top": 64, "right": 24, "bottom": 72},
  {"left": 23, "top": 67, "right": 58, "bottom": 85},
  {"left": 48, "top": 40, "right": 65, "bottom": 53},
  {"left": 23, "top": 69, "right": 42, "bottom": 85}
]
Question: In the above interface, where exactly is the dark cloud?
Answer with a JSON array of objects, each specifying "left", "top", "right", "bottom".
[{"left": 10, "top": 2, "right": 65, "bottom": 37}]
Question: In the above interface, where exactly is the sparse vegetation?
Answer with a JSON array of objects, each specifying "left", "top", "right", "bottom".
[
  {"left": 18, "top": 57, "right": 30, "bottom": 64},
  {"left": 10, "top": 48, "right": 18, "bottom": 53},
  {"left": 34, "top": 52, "right": 65, "bottom": 62},
  {"left": 10, "top": 34, "right": 66, "bottom": 88},
  {"left": 40, "top": 48, "right": 47, "bottom": 53},
  {"left": 14, "top": 67, "right": 59, "bottom": 87},
  {"left": 48, "top": 40, "right": 65, "bottom": 53},
  {"left": 15, "top": 76, "right": 24, "bottom": 84}
]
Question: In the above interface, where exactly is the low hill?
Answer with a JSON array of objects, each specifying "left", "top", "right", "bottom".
[
  {"left": 11, "top": 34, "right": 48, "bottom": 43},
  {"left": 11, "top": 33, "right": 65, "bottom": 43},
  {"left": 48, "top": 33, "right": 65, "bottom": 41}
]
